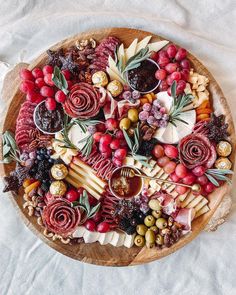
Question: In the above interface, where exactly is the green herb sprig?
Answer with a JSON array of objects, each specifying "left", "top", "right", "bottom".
[
  {"left": 205, "top": 169, "right": 233, "bottom": 187},
  {"left": 71, "top": 190, "right": 101, "bottom": 222},
  {"left": 169, "top": 81, "right": 193, "bottom": 127},
  {"left": 72, "top": 119, "right": 103, "bottom": 133},
  {"left": 1, "top": 131, "right": 21, "bottom": 164},
  {"left": 52, "top": 66, "right": 69, "bottom": 95},
  {"left": 122, "top": 47, "right": 151, "bottom": 74},
  {"left": 122, "top": 124, "right": 151, "bottom": 167}
]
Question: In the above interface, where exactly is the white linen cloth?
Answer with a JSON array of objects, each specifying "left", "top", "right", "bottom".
[{"left": 0, "top": 1, "right": 236, "bottom": 294}]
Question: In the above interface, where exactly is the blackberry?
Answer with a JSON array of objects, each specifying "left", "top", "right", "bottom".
[
  {"left": 119, "top": 218, "right": 130, "bottom": 231},
  {"left": 138, "top": 138, "right": 158, "bottom": 157},
  {"left": 130, "top": 218, "right": 138, "bottom": 227},
  {"left": 206, "top": 114, "right": 229, "bottom": 143},
  {"left": 125, "top": 226, "right": 136, "bottom": 235}
]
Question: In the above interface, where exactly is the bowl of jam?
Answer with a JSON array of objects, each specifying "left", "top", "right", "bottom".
[
  {"left": 33, "top": 101, "right": 64, "bottom": 134},
  {"left": 127, "top": 58, "right": 160, "bottom": 94},
  {"left": 109, "top": 166, "right": 143, "bottom": 199}
]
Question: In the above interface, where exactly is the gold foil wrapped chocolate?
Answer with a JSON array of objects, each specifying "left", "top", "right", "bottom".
[
  {"left": 107, "top": 80, "right": 123, "bottom": 97},
  {"left": 51, "top": 164, "right": 68, "bottom": 180},
  {"left": 215, "top": 157, "right": 232, "bottom": 170},
  {"left": 50, "top": 181, "right": 67, "bottom": 196},
  {"left": 92, "top": 71, "right": 108, "bottom": 87},
  {"left": 216, "top": 141, "right": 232, "bottom": 157}
]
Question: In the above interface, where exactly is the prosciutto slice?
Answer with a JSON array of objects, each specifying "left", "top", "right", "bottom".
[
  {"left": 155, "top": 192, "right": 177, "bottom": 215},
  {"left": 178, "top": 133, "right": 217, "bottom": 169},
  {"left": 174, "top": 208, "right": 195, "bottom": 233}
]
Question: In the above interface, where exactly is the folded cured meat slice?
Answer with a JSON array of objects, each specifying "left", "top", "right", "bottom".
[
  {"left": 42, "top": 198, "right": 81, "bottom": 237},
  {"left": 178, "top": 133, "right": 217, "bottom": 169},
  {"left": 64, "top": 82, "right": 102, "bottom": 119}
]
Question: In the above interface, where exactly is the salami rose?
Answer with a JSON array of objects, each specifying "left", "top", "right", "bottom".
[
  {"left": 42, "top": 199, "right": 81, "bottom": 237},
  {"left": 64, "top": 82, "right": 101, "bottom": 119},
  {"left": 178, "top": 133, "right": 217, "bottom": 169}
]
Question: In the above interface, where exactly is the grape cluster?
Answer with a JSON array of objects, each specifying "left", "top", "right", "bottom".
[
  {"left": 139, "top": 100, "right": 169, "bottom": 128},
  {"left": 122, "top": 89, "right": 141, "bottom": 103},
  {"left": 151, "top": 44, "right": 191, "bottom": 95}
]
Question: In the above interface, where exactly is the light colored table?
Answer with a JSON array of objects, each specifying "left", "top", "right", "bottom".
[{"left": 0, "top": 1, "right": 236, "bottom": 294}]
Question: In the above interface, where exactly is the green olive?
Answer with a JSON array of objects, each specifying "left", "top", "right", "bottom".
[
  {"left": 156, "top": 218, "right": 168, "bottom": 229},
  {"left": 134, "top": 235, "right": 145, "bottom": 247},
  {"left": 136, "top": 224, "right": 148, "bottom": 236},
  {"left": 156, "top": 234, "right": 164, "bottom": 245},
  {"left": 146, "top": 242, "right": 155, "bottom": 249},
  {"left": 149, "top": 225, "right": 158, "bottom": 235},
  {"left": 145, "top": 229, "right": 156, "bottom": 244},
  {"left": 128, "top": 108, "right": 139, "bottom": 123},
  {"left": 152, "top": 210, "right": 162, "bottom": 219},
  {"left": 144, "top": 215, "right": 155, "bottom": 227},
  {"left": 119, "top": 118, "right": 131, "bottom": 130},
  {"left": 148, "top": 199, "right": 161, "bottom": 211}
]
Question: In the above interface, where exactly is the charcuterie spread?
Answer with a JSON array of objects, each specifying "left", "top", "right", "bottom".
[{"left": 1, "top": 31, "right": 234, "bottom": 256}]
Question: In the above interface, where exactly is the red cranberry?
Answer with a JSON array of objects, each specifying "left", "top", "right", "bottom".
[
  {"left": 45, "top": 97, "right": 57, "bottom": 111},
  {"left": 42, "top": 65, "right": 53, "bottom": 75},
  {"left": 97, "top": 222, "right": 110, "bottom": 233},
  {"left": 55, "top": 90, "right": 66, "bottom": 103},
  {"left": 20, "top": 68, "right": 34, "bottom": 81},
  {"left": 32, "top": 67, "right": 44, "bottom": 79},
  {"left": 84, "top": 220, "right": 96, "bottom": 232},
  {"left": 66, "top": 189, "right": 79, "bottom": 202}
]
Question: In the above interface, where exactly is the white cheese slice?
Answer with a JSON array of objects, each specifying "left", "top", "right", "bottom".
[
  {"left": 98, "top": 231, "right": 114, "bottom": 245},
  {"left": 186, "top": 195, "right": 204, "bottom": 209},
  {"left": 136, "top": 36, "right": 152, "bottom": 53},
  {"left": 110, "top": 231, "right": 125, "bottom": 247},
  {"left": 68, "top": 124, "right": 90, "bottom": 151},
  {"left": 117, "top": 43, "right": 125, "bottom": 69},
  {"left": 83, "top": 230, "right": 99, "bottom": 243},
  {"left": 161, "top": 123, "right": 179, "bottom": 144},
  {"left": 148, "top": 40, "right": 169, "bottom": 52},
  {"left": 106, "top": 67, "right": 125, "bottom": 84},
  {"left": 123, "top": 157, "right": 135, "bottom": 166},
  {"left": 73, "top": 226, "right": 86, "bottom": 238},
  {"left": 125, "top": 38, "right": 138, "bottom": 61},
  {"left": 108, "top": 56, "right": 120, "bottom": 76},
  {"left": 123, "top": 234, "right": 135, "bottom": 248},
  {"left": 194, "top": 205, "right": 209, "bottom": 218},
  {"left": 195, "top": 198, "right": 208, "bottom": 212}
]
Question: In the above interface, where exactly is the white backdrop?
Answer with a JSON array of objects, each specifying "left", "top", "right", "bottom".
[{"left": 0, "top": 1, "right": 236, "bottom": 294}]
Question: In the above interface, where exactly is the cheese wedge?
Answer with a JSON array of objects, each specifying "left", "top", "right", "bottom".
[
  {"left": 136, "top": 36, "right": 152, "bottom": 53},
  {"left": 123, "top": 234, "right": 135, "bottom": 248},
  {"left": 83, "top": 230, "right": 99, "bottom": 243},
  {"left": 73, "top": 226, "right": 86, "bottom": 238},
  {"left": 148, "top": 40, "right": 169, "bottom": 52},
  {"left": 125, "top": 38, "right": 138, "bottom": 61},
  {"left": 98, "top": 231, "right": 114, "bottom": 245},
  {"left": 106, "top": 67, "right": 125, "bottom": 84},
  {"left": 194, "top": 205, "right": 210, "bottom": 218}
]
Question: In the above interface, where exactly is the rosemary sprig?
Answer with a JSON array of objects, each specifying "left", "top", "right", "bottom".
[
  {"left": 77, "top": 135, "right": 94, "bottom": 158},
  {"left": 72, "top": 118, "right": 103, "bottom": 134},
  {"left": 122, "top": 47, "right": 151, "bottom": 74},
  {"left": 205, "top": 168, "right": 233, "bottom": 187},
  {"left": 1, "top": 131, "right": 21, "bottom": 164},
  {"left": 52, "top": 66, "right": 69, "bottom": 95},
  {"left": 71, "top": 190, "right": 101, "bottom": 222},
  {"left": 55, "top": 115, "right": 77, "bottom": 149},
  {"left": 122, "top": 124, "right": 151, "bottom": 167},
  {"left": 169, "top": 81, "right": 193, "bottom": 127}
]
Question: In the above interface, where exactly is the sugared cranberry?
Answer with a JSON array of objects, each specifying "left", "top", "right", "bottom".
[
  {"left": 40, "top": 86, "right": 54, "bottom": 97},
  {"left": 44, "top": 73, "right": 54, "bottom": 86},
  {"left": 35, "top": 77, "right": 46, "bottom": 88},
  {"left": 20, "top": 80, "right": 35, "bottom": 93}
]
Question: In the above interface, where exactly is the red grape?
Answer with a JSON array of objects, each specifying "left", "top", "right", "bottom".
[
  {"left": 159, "top": 50, "right": 168, "bottom": 58},
  {"left": 204, "top": 182, "right": 215, "bottom": 193},
  {"left": 112, "top": 157, "right": 122, "bottom": 167},
  {"left": 40, "top": 86, "right": 54, "bottom": 97},
  {"left": 62, "top": 69, "right": 71, "bottom": 80},
  {"left": 176, "top": 80, "right": 186, "bottom": 93},
  {"left": 176, "top": 185, "right": 188, "bottom": 195},
  {"left": 101, "top": 150, "right": 112, "bottom": 159},
  {"left": 93, "top": 132, "right": 103, "bottom": 143},
  {"left": 175, "top": 163, "right": 188, "bottom": 178},
  {"left": 180, "top": 59, "right": 190, "bottom": 70},
  {"left": 99, "top": 143, "right": 112, "bottom": 153},
  {"left": 182, "top": 174, "right": 196, "bottom": 185},
  {"left": 170, "top": 71, "right": 182, "bottom": 82},
  {"left": 110, "top": 139, "right": 120, "bottom": 150},
  {"left": 155, "top": 69, "right": 167, "bottom": 80},
  {"left": 164, "top": 161, "right": 177, "bottom": 174},
  {"left": 97, "top": 222, "right": 110, "bottom": 233},
  {"left": 115, "top": 130, "right": 125, "bottom": 139},
  {"left": 196, "top": 175, "right": 208, "bottom": 186},
  {"left": 100, "top": 134, "right": 112, "bottom": 145},
  {"left": 20, "top": 80, "right": 35, "bottom": 93},
  {"left": 170, "top": 172, "right": 180, "bottom": 182},
  {"left": 44, "top": 73, "right": 54, "bottom": 86},
  {"left": 180, "top": 69, "right": 190, "bottom": 81},
  {"left": 175, "top": 48, "right": 187, "bottom": 61},
  {"left": 66, "top": 189, "right": 79, "bottom": 202},
  {"left": 166, "top": 75, "right": 173, "bottom": 86},
  {"left": 159, "top": 80, "right": 169, "bottom": 91},
  {"left": 157, "top": 156, "right": 170, "bottom": 167},
  {"left": 166, "top": 44, "right": 177, "bottom": 58},
  {"left": 55, "top": 90, "right": 66, "bottom": 103},
  {"left": 42, "top": 65, "right": 53, "bottom": 75},
  {"left": 32, "top": 67, "right": 44, "bottom": 79},
  {"left": 20, "top": 68, "right": 34, "bottom": 81},
  {"left": 150, "top": 51, "right": 159, "bottom": 61},
  {"left": 105, "top": 118, "right": 118, "bottom": 131},
  {"left": 45, "top": 97, "right": 57, "bottom": 111},
  {"left": 158, "top": 56, "right": 170, "bottom": 67},
  {"left": 164, "top": 145, "right": 178, "bottom": 158},
  {"left": 114, "top": 148, "right": 127, "bottom": 160},
  {"left": 96, "top": 123, "right": 106, "bottom": 132},
  {"left": 35, "top": 77, "right": 46, "bottom": 88},
  {"left": 152, "top": 144, "right": 165, "bottom": 158},
  {"left": 192, "top": 166, "right": 206, "bottom": 177},
  {"left": 85, "top": 220, "right": 96, "bottom": 232},
  {"left": 165, "top": 63, "right": 178, "bottom": 74}
]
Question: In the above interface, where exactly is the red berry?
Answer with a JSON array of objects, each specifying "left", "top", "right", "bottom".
[
  {"left": 175, "top": 163, "right": 188, "bottom": 178},
  {"left": 155, "top": 69, "right": 167, "bottom": 80},
  {"left": 20, "top": 80, "right": 35, "bottom": 93},
  {"left": 170, "top": 71, "right": 182, "bottom": 82},
  {"left": 77, "top": 187, "right": 85, "bottom": 195},
  {"left": 105, "top": 118, "right": 118, "bottom": 131},
  {"left": 180, "top": 59, "right": 190, "bottom": 70},
  {"left": 26, "top": 90, "right": 38, "bottom": 102},
  {"left": 159, "top": 50, "right": 168, "bottom": 58},
  {"left": 175, "top": 48, "right": 187, "bottom": 61},
  {"left": 55, "top": 90, "right": 66, "bottom": 103},
  {"left": 40, "top": 86, "right": 54, "bottom": 97},
  {"left": 93, "top": 132, "right": 103, "bottom": 143},
  {"left": 152, "top": 144, "right": 164, "bottom": 158},
  {"left": 164, "top": 161, "right": 177, "bottom": 174},
  {"left": 96, "top": 123, "right": 106, "bottom": 132},
  {"left": 101, "top": 150, "right": 112, "bottom": 159},
  {"left": 204, "top": 182, "right": 215, "bottom": 194},
  {"left": 115, "top": 130, "right": 125, "bottom": 139},
  {"left": 66, "top": 189, "right": 79, "bottom": 202},
  {"left": 32, "top": 67, "right": 44, "bottom": 79},
  {"left": 42, "top": 65, "right": 53, "bottom": 75},
  {"left": 99, "top": 143, "right": 112, "bottom": 153},
  {"left": 112, "top": 157, "right": 122, "bottom": 167},
  {"left": 176, "top": 80, "right": 186, "bottom": 93},
  {"left": 158, "top": 56, "right": 170, "bottom": 67},
  {"left": 114, "top": 148, "right": 127, "bottom": 160},
  {"left": 180, "top": 69, "right": 190, "bottom": 81},
  {"left": 150, "top": 51, "right": 159, "bottom": 62},
  {"left": 164, "top": 145, "right": 178, "bottom": 158},
  {"left": 45, "top": 97, "right": 57, "bottom": 111},
  {"left": 88, "top": 195, "right": 97, "bottom": 206},
  {"left": 196, "top": 175, "right": 208, "bottom": 186},
  {"left": 159, "top": 80, "right": 169, "bottom": 91},
  {"left": 170, "top": 172, "right": 180, "bottom": 182},
  {"left": 67, "top": 80, "right": 73, "bottom": 90},
  {"left": 165, "top": 63, "right": 178, "bottom": 74},
  {"left": 182, "top": 174, "right": 196, "bottom": 185},
  {"left": 157, "top": 156, "right": 170, "bottom": 167},
  {"left": 100, "top": 134, "right": 112, "bottom": 145},
  {"left": 192, "top": 166, "right": 206, "bottom": 177},
  {"left": 97, "top": 221, "right": 110, "bottom": 233},
  {"left": 84, "top": 220, "right": 96, "bottom": 232},
  {"left": 35, "top": 77, "right": 46, "bottom": 88},
  {"left": 20, "top": 68, "right": 34, "bottom": 81},
  {"left": 62, "top": 69, "right": 71, "bottom": 80},
  {"left": 44, "top": 73, "right": 54, "bottom": 86},
  {"left": 176, "top": 185, "right": 188, "bottom": 195},
  {"left": 92, "top": 211, "right": 102, "bottom": 223},
  {"left": 110, "top": 139, "right": 120, "bottom": 150},
  {"left": 166, "top": 44, "right": 178, "bottom": 58}
]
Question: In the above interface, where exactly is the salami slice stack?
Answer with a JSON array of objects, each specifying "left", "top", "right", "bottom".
[
  {"left": 64, "top": 82, "right": 102, "bottom": 119},
  {"left": 42, "top": 199, "right": 81, "bottom": 237},
  {"left": 178, "top": 133, "right": 217, "bottom": 169}
]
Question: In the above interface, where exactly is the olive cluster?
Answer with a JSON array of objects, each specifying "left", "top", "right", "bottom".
[{"left": 134, "top": 199, "right": 183, "bottom": 249}]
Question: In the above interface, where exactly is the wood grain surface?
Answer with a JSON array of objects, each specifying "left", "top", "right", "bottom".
[{"left": 0, "top": 28, "right": 235, "bottom": 266}]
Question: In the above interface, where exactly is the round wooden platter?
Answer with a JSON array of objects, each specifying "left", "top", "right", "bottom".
[{"left": 0, "top": 28, "right": 235, "bottom": 266}]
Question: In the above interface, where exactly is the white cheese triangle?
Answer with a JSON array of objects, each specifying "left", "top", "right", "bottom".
[
  {"left": 148, "top": 40, "right": 169, "bottom": 52},
  {"left": 106, "top": 67, "right": 125, "bottom": 84},
  {"left": 72, "top": 226, "right": 86, "bottom": 238},
  {"left": 83, "top": 230, "right": 99, "bottom": 243},
  {"left": 136, "top": 36, "right": 152, "bottom": 53},
  {"left": 98, "top": 231, "right": 114, "bottom": 245},
  {"left": 125, "top": 38, "right": 138, "bottom": 61}
]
